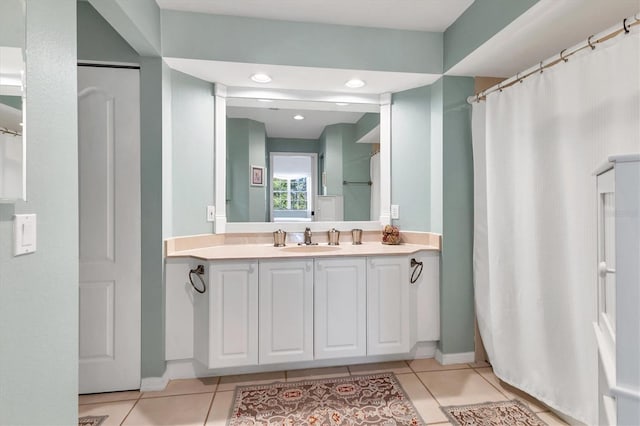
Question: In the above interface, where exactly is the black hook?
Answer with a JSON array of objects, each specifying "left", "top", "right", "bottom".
[
  {"left": 189, "top": 265, "right": 206, "bottom": 294},
  {"left": 623, "top": 18, "right": 630, "bottom": 33},
  {"left": 587, "top": 35, "right": 596, "bottom": 50},
  {"left": 538, "top": 61, "right": 544, "bottom": 74}
]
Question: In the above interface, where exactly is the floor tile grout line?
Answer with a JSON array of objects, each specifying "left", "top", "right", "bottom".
[
  {"left": 412, "top": 370, "right": 445, "bottom": 408},
  {"left": 119, "top": 396, "right": 140, "bottom": 426},
  {"left": 139, "top": 389, "right": 219, "bottom": 399},
  {"left": 471, "top": 367, "right": 512, "bottom": 400},
  {"left": 202, "top": 390, "right": 217, "bottom": 426}
]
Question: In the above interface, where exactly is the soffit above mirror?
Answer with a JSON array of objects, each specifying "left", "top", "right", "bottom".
[{"left": 164, "top": 58, "right": 440, "bottom": 95}]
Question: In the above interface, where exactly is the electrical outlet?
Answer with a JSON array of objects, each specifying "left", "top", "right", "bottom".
[
  {"left": 391, "top": 204, "right": 399, "bottom": 219},
  {"left": 207, "top": 205, "right": 215, "bottom": 222}
]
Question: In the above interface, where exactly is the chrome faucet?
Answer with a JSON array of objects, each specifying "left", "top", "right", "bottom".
[{"left": 304, "top": 227, "right": 312, "bottom": 245}]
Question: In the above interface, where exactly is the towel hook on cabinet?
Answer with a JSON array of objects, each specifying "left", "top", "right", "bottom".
[
  {"left": 410, "top": 258, "right": 423, "bottom": 284},
  {"left": 189, "top": 264, "right": 206, "bottom": 294}
]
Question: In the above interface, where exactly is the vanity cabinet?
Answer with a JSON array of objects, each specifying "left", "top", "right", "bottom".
[
  {"left": 180, "top": 251, "right": 436, "bottom": 372},
  {"left": 314, "top": 257, "right": 367, "bottom": 359},
  {"left": 194, "top": 261, "right": 258, "bottom": 369},
  {"left": 259, "top": 259, "right": 314, "bottom": 364},
  {"left": 366, "top": 256, "right": 412, "bottom": 355}
]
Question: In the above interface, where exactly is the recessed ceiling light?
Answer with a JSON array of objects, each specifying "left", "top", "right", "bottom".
[
  {"left": 251, "top": 73, "right": 272, "bottom": 83},
  {"left": 293, "top": 115, "right": 305, "bottom": 120},
  {"left": 258, "top": 99, "right": 274, "bottom": 102},
  {"left": 345, "top": 78, "right": 365, "bottom": 88},
  {"left": 335, "top": 102, "right": 350, "bottom": 106}
]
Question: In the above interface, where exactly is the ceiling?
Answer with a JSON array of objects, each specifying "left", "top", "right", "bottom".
[{"left": 155, "top": 0, "right": 474, "bottom": 32}]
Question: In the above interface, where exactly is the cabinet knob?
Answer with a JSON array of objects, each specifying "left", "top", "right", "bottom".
[{"left": 315, "top": 262, "right": 322, "bottom": 271}]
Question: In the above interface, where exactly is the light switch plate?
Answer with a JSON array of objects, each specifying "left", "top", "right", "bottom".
[
  {"left": 14, "top": 214, "right": 37, "bottom": 256},
  {"left": 391, "top": 204, "right": 400, "bottom": 219},
  {"left": 207, "top": 205, "right": 215, "bottom": 222}
]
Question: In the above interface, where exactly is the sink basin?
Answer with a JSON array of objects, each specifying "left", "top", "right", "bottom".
[{"left": 280, "top": 245, "right": 341, "bottom": 253}]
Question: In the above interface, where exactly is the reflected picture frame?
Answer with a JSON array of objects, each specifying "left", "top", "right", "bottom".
[{"left": 251, "top": 165, "right": 265, "bottom": 186}]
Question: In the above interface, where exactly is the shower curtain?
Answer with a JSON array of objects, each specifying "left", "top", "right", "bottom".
[{"left": 472, "top": 28, "right": 639, "bottom": 424}]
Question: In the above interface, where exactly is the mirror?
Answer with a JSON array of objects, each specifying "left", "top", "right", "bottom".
[
  {"left": 214, "top": 86, "right": 391, "bottom": 233},
  {"left": 0, "top": 0, "right": 26, "bottom": 202},
  {"left": 226, "top": 98, "right": 380, "bottom": 223}
]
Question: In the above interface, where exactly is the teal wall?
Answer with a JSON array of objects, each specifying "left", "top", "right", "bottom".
[
  {"left": 391, "top": 85, "right": 431, "bottom": 231},
  {"left": 439, "top": 76, "right": 475, "bottom": 354},
  {"left": 170, "top": 69, "right": 214, "bottom": 236},
  {"left": 227, "top": 118, "right": 267, "bottom": 222},
  {"left": 319, "top": 125, "right": 343, "bottom": 197},
  {"left": 444, "top": 0, "right": 539, "bottom": 71},
  {"left": 430, "top": 79, "right": 443, "bottom": 233},
  {"left": 248, "top": 120, "right": 267, "bottom": 222},
  {"left": 355, "top": 113, "right": 380, "bottom": 142},
  {"left": 340, "top": 124, "right": 371, "bottom": 221},
  {"left": 161, "top": 10, "right": 443, "bottom": 74},
  {"left": 77, "top": 1, "right": 139, "bottom": 63},
  {"left": 0, "top": 1, "right": 78, "bottom": 424},
  {"left": 267, "top": 137, "right": 319, "bottom": 155},
  {"left": 139, "top": 56, "right": 167, "bottom": 377},
  {"left": 0, "top": 95, "right": 22, "bottom": 110},
  {"left": 88, "top": 0, "right": 161, "bottom": 56},
  {"left": 0, "top": 0, "right": 24, "bottom": 48}
]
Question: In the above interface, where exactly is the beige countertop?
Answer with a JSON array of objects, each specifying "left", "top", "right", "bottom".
[
  {"left": 166, "top": 241, "right": 439, "bottom": 261},
  {"left": 165, "top": 231, "right": 441, "bottom": 261}
]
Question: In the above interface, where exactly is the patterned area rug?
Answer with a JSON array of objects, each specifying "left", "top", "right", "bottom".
[
  {"left": 228, "top": 372, "right": 425, "bottom": 425},
  {"left": 78, "top": 415, "right": 109, "bottom": 426},
  {"left": 441, "top": 400, "right": 547, "bottom": 426}
]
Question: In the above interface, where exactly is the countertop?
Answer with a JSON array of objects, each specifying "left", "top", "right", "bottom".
[{"left": 166, "top": 241, "right": 439, "bottom": 261}]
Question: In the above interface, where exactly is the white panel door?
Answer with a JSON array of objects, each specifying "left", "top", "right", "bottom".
[
  {"left": 367, "top": 256, "right": 411, "bottom": 355},
  {"left": 78, "top": 66, "right": 141, "bottom": 393},
  {"left": 194, "top": 261, "right": 258, "bottom": 369},
  {"left": 314, "top": 257, "right": 366, "bottom": 359},
  {"left": 259, "top": 259, "right": 313, "bottom": 364}
]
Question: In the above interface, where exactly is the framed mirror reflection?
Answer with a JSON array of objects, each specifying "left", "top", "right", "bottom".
[{"left": 225, "top": 97, "right": 381, "bottom": 225}]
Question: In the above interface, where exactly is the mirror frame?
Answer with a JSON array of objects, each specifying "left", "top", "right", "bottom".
[{"left": 214, "top": 84, "right": 391, "bottom": 233}]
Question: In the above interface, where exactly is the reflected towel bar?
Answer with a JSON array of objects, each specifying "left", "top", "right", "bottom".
[{"left": 343, "top": 180, "right": 372, "bottom": 185}]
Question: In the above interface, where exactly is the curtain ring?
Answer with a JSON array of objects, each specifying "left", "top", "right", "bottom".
[
  {"left": 538, "top": 61, "right": 544, "bottom": 74},
  {"left": 587, "top": 35, "right": 596, "bottom": 50},
  {"left": 498, "top": 83, "right": 503, "bottom": 92},
  {"left": 623, "top": 18, "right": 630, "bottom": 34},
  {"left": 560, "top": 49, "right": 568, "bottom": 63},
  {"left": 516, "top": 72, "right": 523, "bottom": 83}
]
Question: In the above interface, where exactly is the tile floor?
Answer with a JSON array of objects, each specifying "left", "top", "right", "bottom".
[{"left": 79, "top": 360, "right": 568, "bottom": 425}]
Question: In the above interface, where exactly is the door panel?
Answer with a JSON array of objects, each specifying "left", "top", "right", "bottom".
[{"left": 78, "top": 66, "right": 141, "bottom": 393}]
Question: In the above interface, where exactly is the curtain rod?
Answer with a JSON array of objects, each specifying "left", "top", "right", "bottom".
[
  {"left": 468, "top": 14, "right": 639, "bottom": 104},
  {"left": 0, "top": 127, "right": 22, "bottom": 137}
]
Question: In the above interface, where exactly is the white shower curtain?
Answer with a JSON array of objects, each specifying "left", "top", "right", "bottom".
[{"left": 472, "top": 28, "right": 639, "bottom": 424}]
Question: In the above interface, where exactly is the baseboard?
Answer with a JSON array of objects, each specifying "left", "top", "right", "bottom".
[
  {"left": 140, "top": 373, "right": 170, "bottom": 392},
  {"left": 435, "top": 349, "right": 475, "bottom": 365},
  {"left": 411, "top": 341, "right": 438, "bottom": 359}
]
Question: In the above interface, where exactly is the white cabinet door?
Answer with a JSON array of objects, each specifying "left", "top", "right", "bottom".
[
  {"left": 367, "top": 256, "right": 411, "bottom": 355},
  {"left": 259, "top": 259, "right": 314, "bottom": 364},
  {"left": 194, "top": 261, "right": 258, "bottom": 369},
  {"left": 314, "top": 257, "right": 366, "bottom": 359}
]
